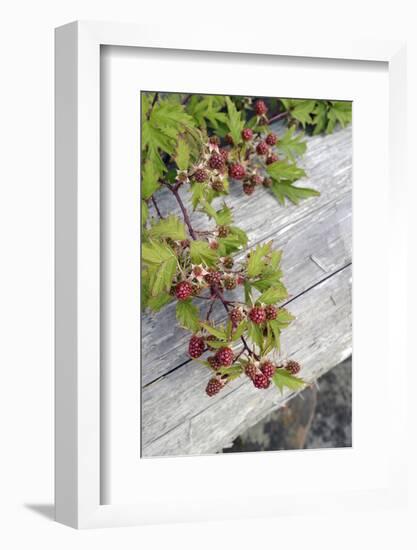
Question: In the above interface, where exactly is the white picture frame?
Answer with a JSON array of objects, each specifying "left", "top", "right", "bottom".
[{"left": 55, "top": 21, "right": 407, "bottom": 529}]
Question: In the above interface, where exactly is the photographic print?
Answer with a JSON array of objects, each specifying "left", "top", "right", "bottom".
[{"left": 141, "top": 93, "right": 352, "bottom": 457}]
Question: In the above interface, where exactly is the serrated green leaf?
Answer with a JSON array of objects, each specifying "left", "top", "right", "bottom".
[
  {"left": 266, "top": 160, "right": 306, "bottom": 183},
  {"left": 247, "top": 322, "right": 263, "bottom": 349},
  {"left": 312, "top": 101, "right": 328, "bottom": 135},
  {"left": 272, "top": 369, "right": 305, "bottom": 393},
  {"left": 176, "top": 299, "right": 200, "bottom": 332},
  {"left": 175, "top": 137, "right": 190, "bottom": 170},
  {"left": 148, "top": 215, "right": 186, "bottom": 241},
  {"left": 247, "top": 242, "right": 272, "bottom": 278},
  {"left": 251, "top": 271, "right": 284, "bottom": 292},
  {"left": 271, "top": 181, "right": 320, "bottom": 205},
  {"left": 326, "top": 101, "right": 352, "bottom": 132},
  {"left": 275, "top": 308, "right": 295, "bottom": 327},
  {"left": 141, "top": 160, "right": 160, "bottom": 200},
  {"left": 190, "top": 240, "right": 218, "bottom": 266},
  {"left": 148, "top": 257, "right": 177, "bottom": 296},
  {"left": 277, "top": 127, "right": 307, "bottom": 161},
  {"left": 225, "top": 96, "right": 244, "bottom": 145},
  {"left": 190, "top": 182, "right": 205, "bottom": 209},
  {"left": 142, "top": 240, "right": 174, "bottom": 265},
  {"left": 267, "top": 320, "right": 281, "bottom": 350},
  {"left": 231, "top": 321, "right": 247, "bottom": 341},
  {"left": 147, "top": 292, "right": 172, "bottom": 312},
  {"left": 141, "top": 200, "right": 148, "bottom": 226},
  {"left": 217, "top": 365, "right": 243, "bottom": 379},
  {"left": 215, "top": 205, "right": 233, "bottom": 226},
  {"left": 290, "top": 99, "right": 316, "bottom": 127},
  {"left": 200, "top": 322, "right": 227, "bottom": 340},
  {"left": 257, "top": 283, "right": 288, "bottom": 305}
]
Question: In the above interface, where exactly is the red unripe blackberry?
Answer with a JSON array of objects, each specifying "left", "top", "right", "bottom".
[
  {"left": 223, "top": 256, "right": 234, "bottom": 269},
  {"left": 230, "top": 308, "right": 243, "bottom": 327},
  {"left": 204, "top": 270, "right": 222, "bottom": 286},
  {"left": 243, "top": 183, "right": 255, "bottom": 195},
  {"left": 265, "top": 133, "right": 278, "bottom": 146},
  {"left": 242, "top": 128, "right": 253, "bottom": 141},
  {"left": 209, "top": 240, "right": 219, "bottom": 250},
  {"left": 254, "top": 99, "right": 268, "bottom": 116},
  {"left": 194, "top": 168, "right": 208, "bottom": 182},
  {"left": 253, "top": 373, "right": 270, "bottom": 389},
  {"left": 229, "top": 163, "right": 246, "bottom": 180},
  {"left": 175, "top": 281, "right": 193, "bottom": 300},
  {"left": 251, "top": 174, "right": 263, "bottom": 186},
  {"left": 224, "top": 277, "right": 237, "bottom": 290},
  {"left": 225, "top": 134, "right": 234, "bottom": 145},
  {"left": 266, "top": 153, "right": 279, "bottom": 165},
  {"left": 209, "top": 135, "right": 220, "bottom": 145},
  {"left": 245, "top": 363, "right": 258, "bottom": 380},
  {"left": 211, "top": 179, "right": 224, "bottom": 192},
  {"left": 215, "top": 347, "right": 234, "bottom": 366},
  {"left": 263, "top": 177, "right": 273, "bottom": 188},
  {"left": 261, "top": 360, "right": 276, "bottom": 379},
  {"left": 208, "top": 152, "right": 225, "bottom": 170},
  {"left": 188, "top": 335, "right": 205, "bottom": 358},
  {"left": 249, "top": 306, "right": 267, "bottom": 324},
  {"left": 256, "top": 141, "right": 269, "bottom": 155},
  {"left": 219, "top": 148, "right": 229, "bottom": 162},
  {"left": 207, "top": 354, "right": 222, "bottom": 370},
  {"left": 285, "top": 360, "right": 301, "bottom": 375},
  {"left": 217, "top": 225, "right": 230, "bottom": 238},
  {"left": 193, "top": 265, "right": 203, "bottom": 277},
  {"left": 206, "top": 377, "right": 223, "bottom": 396},
  {"left": 265, "top": 305, "right": 278, "bottom": 320}
]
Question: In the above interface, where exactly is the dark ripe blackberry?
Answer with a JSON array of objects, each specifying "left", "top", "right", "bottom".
[
  {"left": 207, "top": 354, "right": 221, "bottom": 370},
  {"left": 249, "top": 306, "right": 267, "bottom": 324},
  {"left": 175, "top": 281, "right": 193, "bottom": 300},
  {"left": 211, "top": 179, "right": 224, "bottom": 192},
  {"left": 256, "top": 141, "right": 269, "bottom": 156},
  {"left": 245, "top": 363, "right": 258, "bottom": 380},
  {"left": 225, "top": 134, "right": 234, "bottom": 146},
  {"left": 224, "top": 277, "right": 237, "bottom": 290},
  {"left": 285, "top": 360, "right": 301, "bottom": 375},
  {"left": 261, "top": 360, "right": 276, "bottom": 379},
  {"left": 266, "top": 153, "right": 279, "bottom": 165},
  {"left": 265, "top": 133, "right": 278, "bottom": 146},
  {"left": 219, "top": 148, "right": 229, "bottom": 162},
  {"left": 209, "top": 135, "right": 220, "bottom": 145},
  {"left": 230, "top": 308, "right": 243, "bottom": 327},
  {"left": 206, "top": 377, "right": 223, "bottom": 396},
  {"left": 254, "top": 99, "right": 268, "bottom": 116},
  {"left": 188, "top": 335, "right": 205, "bottom": 359},
  {"left": 204, "top": 269, "right": 222, "bottom": 286},
  {"left": 242, "top": 128, "right": 253, "bottom": 141},
  {"left": 265, "top": 305, "right": 278, "bottom": 320},
  {"left": 223, "top": 256, "right": 234, "bottom": 269},
  {"left": 208, "top": 152, "right": 225, "bottom": 171},
  {"left": 263, "top": 177, "right": 273, "bottom": 188},
  {"left": 193, "top": 265, "right": 203, "bottom": 277},
  {"left": 229, "top": 163, "right": 246, "bottom": 180},
  {"left": 251, "top": 174, "right": 263, "bottom": 186},
  {"left": 217, "top": 225, "right": 230, "bottom": 238},
  {"left": 253, "top": 373, "right": 270, "bottom": 389},
  {"left": 193, "top": 168, "right": 208, "bottom": 182},
  {"left": 215, "top": 346, "right": 234, "bottom": 366},
  {"left": 243, "top": 183, "right": 255, "bottom": 195},
  {"left": 191, "top": 283, "right": 201, "bottom": 296}
]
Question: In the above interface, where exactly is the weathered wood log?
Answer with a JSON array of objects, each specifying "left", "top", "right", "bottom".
[{"left": 141, "top": 124, "right": 352, "bottom": 457}]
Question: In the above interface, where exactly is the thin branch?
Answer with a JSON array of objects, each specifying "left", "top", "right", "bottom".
[
  {"left": 267, "top": 110, "right": 289, "bottom": 125},
  {"left": 169, "top": 185, "right": 197, "bottom": 240},
  {"left": 146, "top": 92, "right": 159, "bottom": 119},
  {"left": 181, "top": 93, "right": 192, "bottom": 106},
  {"left": 151, "top": 196, "right": 164, "bottom": 219}
]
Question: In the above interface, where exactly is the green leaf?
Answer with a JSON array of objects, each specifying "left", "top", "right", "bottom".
[
  {"left": 225, "top": 96, "right": 245, "bottom": 145},
  {"left": 214, "top": 205, "right": 233, "bottom": 226},
  {"left": 312, "top": 101, "right": 328, "bottom": 135},
  {"left": 251, "top": 271, "right": 284, "bottom": 292},
  {"left": 258, "top": 283, "right": 288, "bottom": 305},
  {"left": 267, "top": 320, "right": 281, "bottom": 350},
  {"left": 190, "top": 182, "right": 205, "bottom": 209},
  {"left": 326, "top": 101, "right": 352, "bottom": 132},
  {"left": 148, "top": 215, "right": 186, "bottom": 241},
  {"left": 271, "top": 181, "right": 320, "bottom": 205},
  {"left": 266, "top": 160, "right": 306, "bottom": 183},
  {"left": 272, "top": 369, "right": 305, "bottom": 393},
  {"left": 141, "top": 160, "right": 160, "bottom": 200},
  {"left": 200, "top": 322, "right": 227, "bottom": 340},
  {"left": 190, "top": 240, "right": 218, "bottom": 266},
  {"left": 141, "top": 200, "right": 148, "bottom": 226},
  {"left": 247, "top": 322, "right": 263, "bottom": 349},
  {"left": 290, "top": 99, "right": 316, "bottom": 127},
  {"left": 247, "top": 242, "right": 272, "bottom": 278},
  {"left": 277, "top": 127, "right": 307, "bottom": 161},
  {"left": 217, "top": 365, "right": 243, "bottom": 381},
  {"left": 231, "top": 321, "right": 247, "bottom": 341},
  {"left": 176, "top": 299, "right": 200, "bottom": 332},
  {"left": 175, "top": 137, "right": 190, "bottom": 170},
  {"left": 142, "top": 240, "right": 174, "bottom": 265},
  {"left": 275, "top": 308, "right": 295, "bottom": 328},
  {"left": 147, "top": 258, "right": 177, "bottom": 296},
  {"left": 147, "top": 292, "right": 172, "bottom": 312}
]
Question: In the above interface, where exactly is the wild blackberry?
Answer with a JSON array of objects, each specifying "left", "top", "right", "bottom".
[
  {"left": 266, "top": 153, "right": 278, "bottom": 165},
  {"left": 229, "top": 163, "right": 246, "bottom": 180},
  {"left": 175, "top": 281, "right": 193, "bottom": 301},
  {"left": 230, "top": 308, "right": 243, "bottom": 327},
  {"left": 285, "top": 360, "right": 301, "bottom": 375},
  {"left": 249, "top": 306, "right": 266, "bottom": 324},
  {"left": 223, "top": 256, "right": 234, "bottom": 269},
  {"left": 261, "top": 360, "right": 276, "bottom": 378},
  {"left": 265, "top": 133, "right": 278, "bottom": 146},
  {"left": 254, "top": 99, "right": 268, "bottom": 116},
  {"left": 208, "top": 152, "right": 225, "bottom": 171},
  {"left": 263, "top": 177, "right": 273, "bottom": 188},
  {"left": 219, "top": 148, "right": 229, "bottom": 162},
  {"left": 188, "top": 335, "right": 205, "bottom": 358},
  {"left": 206, "top": 377, "right": 223, "bottom": 396},
  {"left": 211, "top": 179, "right": 224, "bottom": 192},
  {"left": 251, "top": 174, "right": 263, "bottom": 186},
  {"left": 253, "top": 373, "right": 270, "bottom": 389},
  {"left": 215, "top": 347, "right": 234, "bottom": 366},
  {"left": 265, "top": 305, "right": 278, "bottom": 320},
  {"left": 204, "top": 269, "right": 222, "bottom": 286},
  {"left": 207, "top": 355, "right": 222, "bottom": 370},
  {"left": 243, "top": 183, "right": 255, "bottom": 195},
  {"left": 256, "top": 141, "right": 269, "bottom": 155},
  {"left": 225, "top": 134, "right": 234, "bottom": 146},
  {"left": 194, "top": 168, "right": 208, "bottom": 182},
  {"left": 245, "top": 363, "right": 258, "bottom": 380},
  {"left": 224, "top": 277, "right": 237, "bottom": 290},
  {"left": 242, "top": 128, "right": 253, "bottom": 141}
]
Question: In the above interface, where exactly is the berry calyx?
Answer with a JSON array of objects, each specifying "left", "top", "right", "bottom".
[
  {"left": 175, "top": 281, "right": 193, "bottom": 300},
  {"left": 249, "top": 306, "right": 267, "bottom": 324},
  {"left": 188, "top": 335, "right": 205, "bottom": 358},
  {"left": 223, "top": 256, "right": 234, "bottom": 269},
  {"left": 208, "top": 152, "right": 225, "bottom": 170},
  {"left": 242, "top": 128, "right": 253, "bottom": 141},
  {"left": 285, "top": 360, "right": 301, "bottom": 375},
  {"left": 209, "top": 135, "right": 220, "bottom": 145},
  {"left": 261, "top": 360, "right": 276, "bottom": 379},
  {"left": 253, "top": 373, "right": 270, "bottom": 389},
  {"left": 193, "top": 265, "right": 203, "bottom": 277},
  {"left": 229, "top": 163, "right": 246, "bottom": 180},
  {"left": 211, "top": 179, "right": 224, "bottom": 192},
  {"left": 266, "top": 153, "right": 279, "bottom": 165},
  {"left": 215, "top": 347, "right": 234, "bottom": 366},
  {"left": 230, "top": 308, "right": 244, "bottom": 327},
  {"left": 217, "top": 225, "right": 230, "bottom": 238},
  {"left": 206, "top": 377, "right": 223, "bottom": 396},
  {"left": 207, "top": 355, "right": 222, "bottom": 370},
  {"left": 254, "top": 99, "right": 268, "bottom": 116},
  {"left": 243, "top": 183, "right": 255, "bottom": 195},
  {"left": 265, "top": 133, "right": 278, "bottom": 146},
  {"left": 209, "top": 240, "right": 219, "bottom": 250},
  {"left": 193, "top": 168, "right": 208, "bottom": 182},
  {"left": 265, "top": 305, "right": 278, "bottom": 320},
  {"left": 256, "top": 141, "right": 269, "bottom": 155},
  {"left": 245, "top": 363, "right": 258, "bottom": 380},
  {"left": 263, "top": 177, "right": 273, "bottom": 188},
  {"left": 224, "top": 277, "right": 237, "bottom": 290}
]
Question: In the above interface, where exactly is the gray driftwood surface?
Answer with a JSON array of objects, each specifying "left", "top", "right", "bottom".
[{"left": 141, "top": 124, "right": 352, "bottom": 457}]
